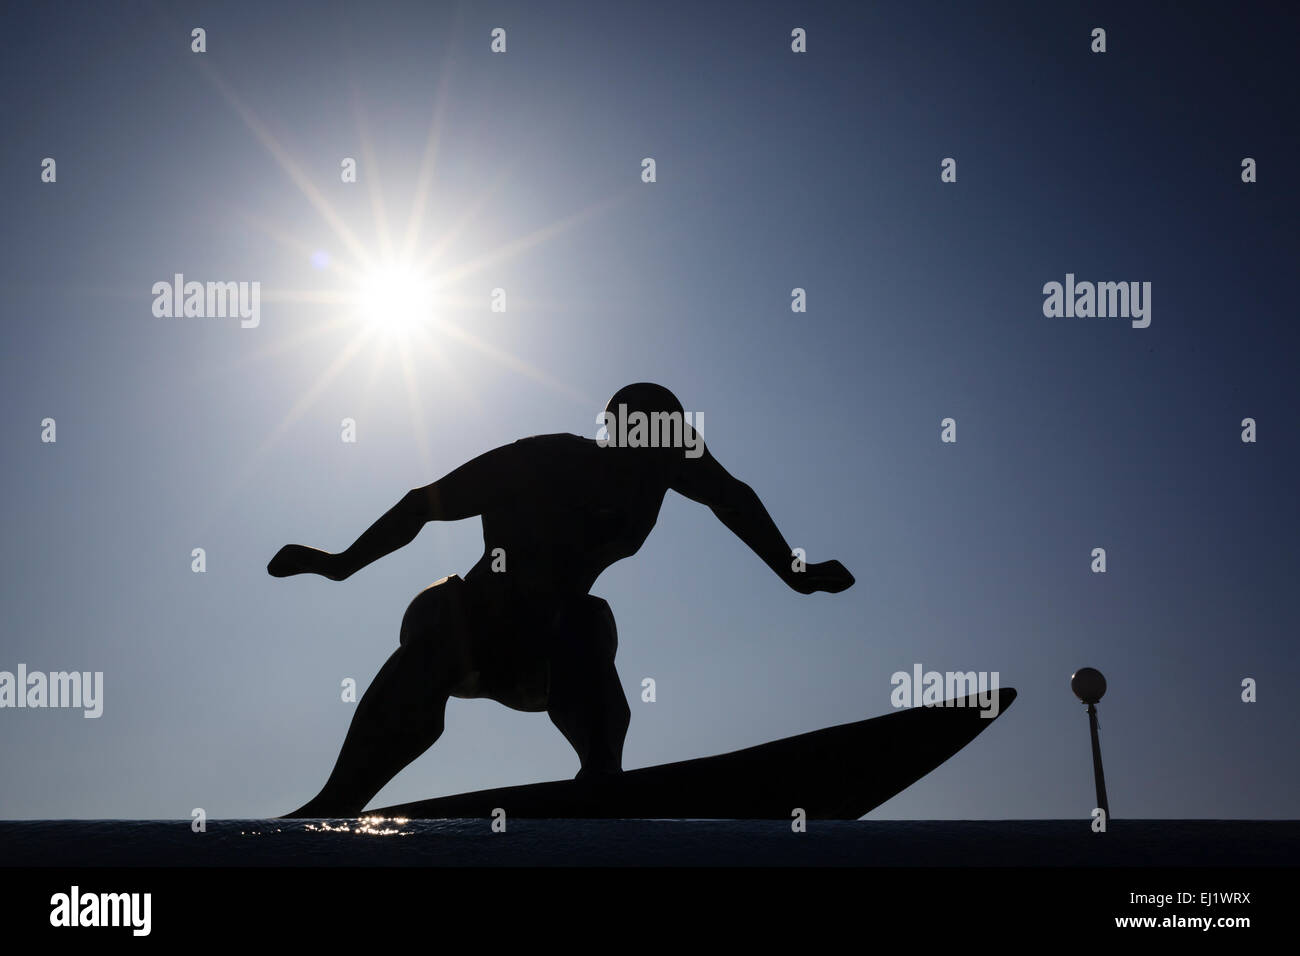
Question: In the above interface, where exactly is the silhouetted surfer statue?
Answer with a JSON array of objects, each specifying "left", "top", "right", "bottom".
[{"left": 271, "top": 383, "right": 854, "bottom": 817}]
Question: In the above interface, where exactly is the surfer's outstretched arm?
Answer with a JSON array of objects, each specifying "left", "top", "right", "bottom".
[
  {"left": 267, "top": 444, "right": 522, "bottom": 581},
  {"left": 671, "top": 446, "right": 854, "bottom": 594}
]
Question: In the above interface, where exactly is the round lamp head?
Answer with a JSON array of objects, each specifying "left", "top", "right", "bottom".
[{"left": 1071, "top": 667, "right": 1107, "bottom": 704}]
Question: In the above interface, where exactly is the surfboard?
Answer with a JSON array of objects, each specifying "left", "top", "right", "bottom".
[{"left": 366, "top": 688, "right": 1016, "bottom": 820}]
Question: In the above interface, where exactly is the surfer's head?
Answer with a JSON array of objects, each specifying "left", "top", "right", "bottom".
[
  {"left": 597, "top": 383, "right": 703, "bottom": 464},
  {"left": 604, "top": 382, "right": 683, "bottom": 423}
]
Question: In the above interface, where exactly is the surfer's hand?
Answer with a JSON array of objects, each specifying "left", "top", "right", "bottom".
[
  {"left": 789, "top": 559, "right": 854, "bottom": 594},
  {"left": 268, "top": 544, "right": 346, "bottom": 580}
]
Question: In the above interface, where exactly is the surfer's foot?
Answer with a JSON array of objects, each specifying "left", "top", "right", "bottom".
[
  {"left": 575, "top": 766, "right": 623, "bottom": 783},
  {"left": 281, "top": 799, "right": 354, "bottom": 819}
]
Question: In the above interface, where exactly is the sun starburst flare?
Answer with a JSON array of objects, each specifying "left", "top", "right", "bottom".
[{"left": 355, "top": 263, "right": 436, "bottom": 335}]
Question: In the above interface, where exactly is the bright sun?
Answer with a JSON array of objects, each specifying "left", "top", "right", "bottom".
[{"left": 357, "top": 264, "right": 435, "bottom": 331}]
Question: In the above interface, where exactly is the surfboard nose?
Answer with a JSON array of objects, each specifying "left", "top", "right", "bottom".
[{"left": 934, "top": 686, "right": 1016, "bottom": 711}]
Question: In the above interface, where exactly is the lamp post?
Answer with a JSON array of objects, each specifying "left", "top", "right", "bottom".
[{"left": 1071, "top": 667, "right": 1110, "bottom": 820}]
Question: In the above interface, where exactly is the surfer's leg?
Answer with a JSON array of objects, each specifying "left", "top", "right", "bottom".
[
  {"left": 545, "top": 596, "right": 631, "bottom": 778},
  {"left": 286, "top": 577, "right": 470, "bottom": 817}
]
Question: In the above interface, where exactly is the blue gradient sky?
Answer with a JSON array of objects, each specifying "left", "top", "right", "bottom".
[{"left": 2, "top": 1, "right": 1296, "bottom": 820}]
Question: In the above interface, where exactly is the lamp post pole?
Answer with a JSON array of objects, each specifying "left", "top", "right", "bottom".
[{"left": 1071, "top": 668, "right": 1110, "bottom": 819}]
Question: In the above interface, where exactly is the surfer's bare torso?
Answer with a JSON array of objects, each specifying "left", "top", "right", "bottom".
[
  {"left": 464, "top": 433, "right": 669, "bottom": 596},
  {"left": 446, "top": 432, "right": 694, "bottom": 707}
]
